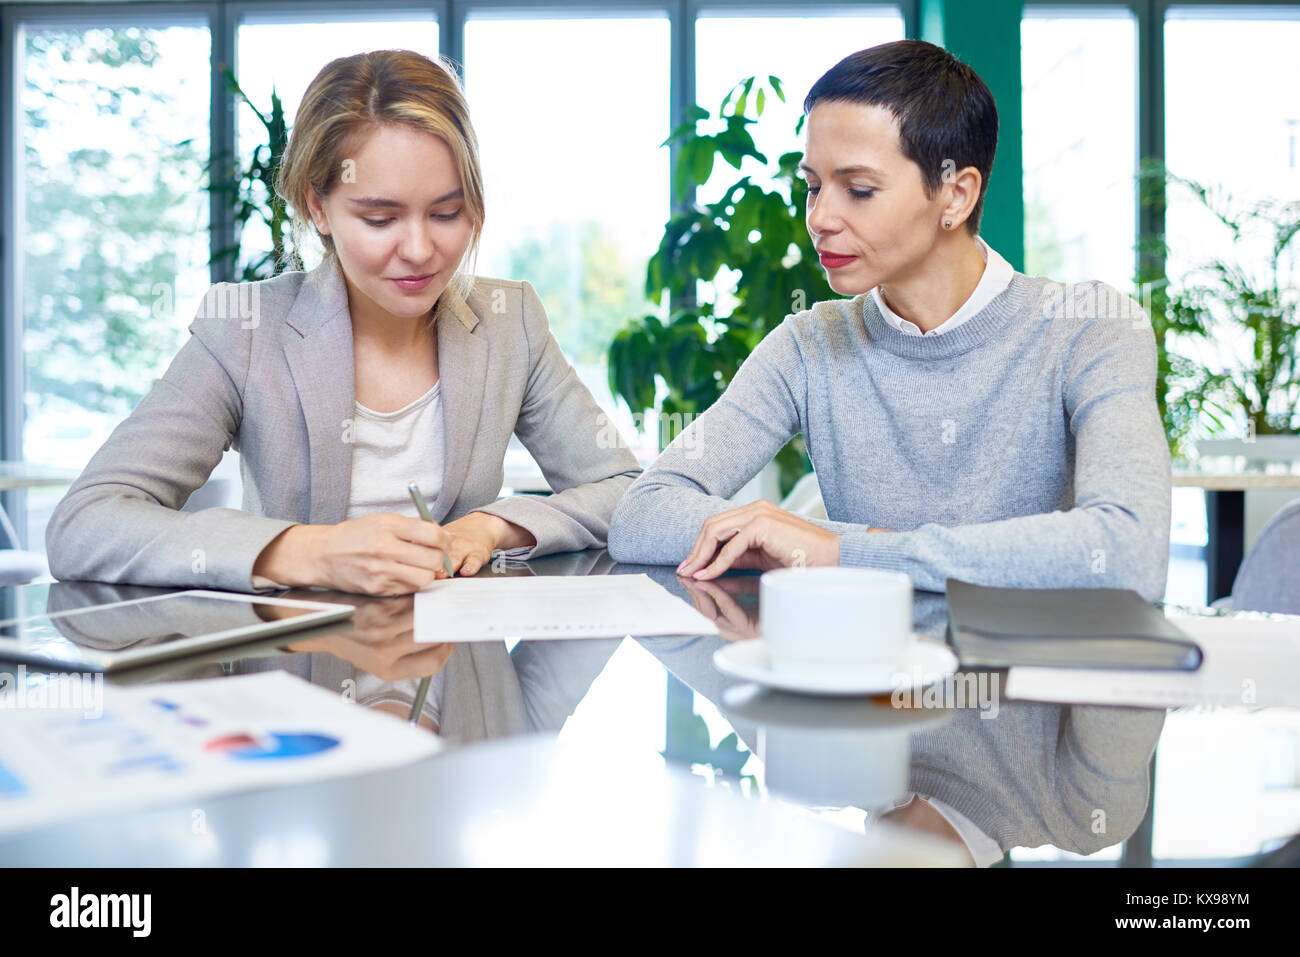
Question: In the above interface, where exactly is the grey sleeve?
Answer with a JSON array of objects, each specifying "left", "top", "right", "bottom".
[
  {"left": 839, "top": 292, "right": 1172, "bottom": 602},
  {"left": 607, "top": 318, "right": 806, "bottom": 566},
  {"left": 44, "top": 287, "right": 296, "bottom": 592},
  {"left": 472, "top": 280, "right": 643, "bottom": 558},
  {"left": 1047, "top": 704, "right": 1166, "bottom": 855}
]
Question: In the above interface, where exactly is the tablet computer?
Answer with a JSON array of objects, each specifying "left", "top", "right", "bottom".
[{"left": 0, "top": 589, "right": 356, "bottom": 672}]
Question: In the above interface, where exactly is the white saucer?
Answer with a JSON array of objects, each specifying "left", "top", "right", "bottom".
[
  {"left": 712, "top": 636, "right": 958, "bottom": 696},
  {"left": 719, "top": 684, "right": 957, "bottom": 732}
]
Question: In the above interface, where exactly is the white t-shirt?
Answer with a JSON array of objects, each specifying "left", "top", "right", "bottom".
[
  {"left": 871, "top": 237, "right": 1014, "bottom": 337},
  {"left": 354, "top": 669, "right": 445, "bottom": 731},
  {"left": 346, "top": 382, "right": 448, "bottom": 727},
  {"left": 249, "top": 380, "right": 445, "bottom": 591},
  {"left": 345, "top": 381, "right": 445, "bottom": 521}
]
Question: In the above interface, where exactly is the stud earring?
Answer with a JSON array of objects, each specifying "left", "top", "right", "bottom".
[{"left": 943, "top": 219, "right": 953, "bottom": 230}]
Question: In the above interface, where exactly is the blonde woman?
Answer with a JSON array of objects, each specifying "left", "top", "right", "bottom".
[{"left": 46, "top": 50, "right": 640, "bottom": 595}]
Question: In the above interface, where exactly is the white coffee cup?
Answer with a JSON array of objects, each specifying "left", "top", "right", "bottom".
[{"left": 760, "top": 567, "right": 913, "bottom": 677}]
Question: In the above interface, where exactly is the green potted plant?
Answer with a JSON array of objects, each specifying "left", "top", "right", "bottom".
[
  {"left": 1138, "top": 161, "right": 1300, "bottom": 459},
  {"left": 190, "top": 68, "right": 301, "bottom": 509},
  {"left": 207, "top": 65, "right": 301, "bottom": 281},
  {"left": 606, "top": 77, "right": 833, "bottom": 496}
]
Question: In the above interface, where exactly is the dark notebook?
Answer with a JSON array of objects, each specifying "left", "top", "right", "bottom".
[{"left": 945, "top": 578, "right": 1203, "bottom": 671}]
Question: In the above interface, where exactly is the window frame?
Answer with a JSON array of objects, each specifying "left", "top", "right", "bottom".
[
  {"left": 0, "top": 0, "right": 908, "bottom": 543},
  {"left": 6, "top": 0, "right": 1299, "bottom": 542}
]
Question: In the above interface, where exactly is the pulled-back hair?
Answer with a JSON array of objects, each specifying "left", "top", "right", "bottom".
[{"left": 276, "top": 49, "right": 484, "bottom": 301}]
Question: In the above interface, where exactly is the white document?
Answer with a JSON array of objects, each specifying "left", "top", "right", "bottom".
[
  {"left": 1005, "top": 613, "right": 1300, "bottom": 710},
  {"left": 0, "top": 671, "right": 440, "bottom": 835},
  {"left": 414, "top": 573, "right": 720, "bottom": 643}
]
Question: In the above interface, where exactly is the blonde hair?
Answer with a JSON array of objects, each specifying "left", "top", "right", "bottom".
[{"left": 276, "top": 49, "right": 484, "bottom": 308}]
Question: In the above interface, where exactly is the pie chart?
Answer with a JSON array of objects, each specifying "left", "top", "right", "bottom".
[{"left": 203, "top": 732, "right": 340, "bottom": 761}]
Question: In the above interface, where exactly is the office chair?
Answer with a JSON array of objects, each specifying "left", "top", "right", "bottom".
[
  {"left": 1253, "top": 832, "right": 1300, "bottom": 867},
  {"left": 1225, "top": 497, "right": 1300, "bottom": 614},
  {"left": 0, "top": 503, "right": 47, "bottom": 585}
]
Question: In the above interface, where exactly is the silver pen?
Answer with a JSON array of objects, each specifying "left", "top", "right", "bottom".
[
  {"left": 408, "top": 482, "right": 455, "bottom": 576},
  {"left": 409, "top": 675, "right": 432, "bottom": 725}
]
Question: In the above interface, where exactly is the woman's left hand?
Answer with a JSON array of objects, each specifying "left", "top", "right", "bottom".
[
  {"left": 442, "top": 512, "right": 534, "bottom": 576},
  {"left": 677, "top": 501, "right": 842, "bottom": 580}
]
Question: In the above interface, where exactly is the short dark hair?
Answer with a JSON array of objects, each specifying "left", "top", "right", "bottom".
[{"left": 803, "top": 40, "right": 998, "bottom": 235}]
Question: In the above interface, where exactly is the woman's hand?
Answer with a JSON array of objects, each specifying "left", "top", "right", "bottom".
[
  {"left": 676, "top": 500, "right": 843, "bottom": 580},
  {"left": 680, "top": 576, "right": 761, "bottom": 642},
  {"left": 287, "top": 595, "right": 455, "bottom": 681},
  {"left": 253, "top": 513, "right": 453, "bottom": 595},
  {"left": 441, "top": 512, "right": 521, "bottom": 577},
  {"left": 441, "top": 512, "right": 535, "bottom": 577}
]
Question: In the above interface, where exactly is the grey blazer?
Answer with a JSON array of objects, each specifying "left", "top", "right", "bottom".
[{"left": 44, "top": 256, "right": 641, "bottom": 592}]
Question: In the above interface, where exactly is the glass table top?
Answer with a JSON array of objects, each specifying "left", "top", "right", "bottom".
[{"left": 2, "top": 551, "right": 1297, "bottom": 867}]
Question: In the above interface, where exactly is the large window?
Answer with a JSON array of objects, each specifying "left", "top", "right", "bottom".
[
  {"left": 235, "top": 14, "right": 440, "bottom": 275},
  {"left": 464, "top": 13, "right": 670, "bottom": 419},
  {"left": 1164, "top": 7, "right": 1300, "bottom": 285},
  {"left": 1163, "top": 6, "right": 1300, "bottom": 440},
  {"left": 694, "top": 10, "right": 906, "bottom": 202},
  {"left": 1161, "top": 7, "right": 1300, "bottom": 605},
  {"left": 17, "top": 21, "right": 211, "bottom": 549},
  {"left": 6, "top": 2, "right": 918, "bottom": 538},
  {"left": 1021, "top": 8, "right": 1137, "bottom": 290},
  {"left": 8, "top": 0, "right": 1300, "bottom": 570},
  {"left": 692, "top": 11, "right": 905, "bottom": 325}
]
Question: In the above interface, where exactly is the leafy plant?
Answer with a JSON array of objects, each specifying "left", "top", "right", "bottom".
[
  {"left": 662, "top": 706, "right": 756, "bottom": 792},
  {"left": 208, "top": 65, "right": 300, "bottom": 280},
  {"left": 607, "top": 77, "right": 834, "bottom": 496},
  {"left": 1138, "top": 160, "right": 1300, "bottom": 456}
]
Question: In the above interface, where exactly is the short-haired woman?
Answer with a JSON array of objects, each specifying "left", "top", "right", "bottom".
[{"left": 608, "top": 39, "right": 1171, "bottom": 602}]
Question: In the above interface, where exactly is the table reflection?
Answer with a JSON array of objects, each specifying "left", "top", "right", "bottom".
[{"left": 14, "top": 554, "right": 1170, "bottom": 864}]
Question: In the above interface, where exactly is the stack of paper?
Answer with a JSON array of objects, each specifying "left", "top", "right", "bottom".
[{"left": 1005, "top": 614, "right": 1300, "bottom": 709}]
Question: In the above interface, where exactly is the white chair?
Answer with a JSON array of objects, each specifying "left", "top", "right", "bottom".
[
  {"left": 0, "top": 503, "right": 48, "bottom": 585},
  {"left": 780, "top": 470, "right": 827, "bottom": 519},
  {"left": 181, "top": 449, "right": 242, "bottom": 512},
  {"left": 1225, "top": 497, "right": 1300, "bottom": 614},
  {"left": 180, "top": 476, "right": 236, "bottom": 512}
]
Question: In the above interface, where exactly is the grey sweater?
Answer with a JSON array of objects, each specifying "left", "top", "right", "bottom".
[{"left": 608, "top": 274, "right": 1172, "bottom": 602}]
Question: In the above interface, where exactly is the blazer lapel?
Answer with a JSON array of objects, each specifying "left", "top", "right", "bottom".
[
  {"left": 282, "top": 258, "right": 356, "bottom": 525},
  {"left": 431, "top": 289, "right": 487, "bottom": 521}
]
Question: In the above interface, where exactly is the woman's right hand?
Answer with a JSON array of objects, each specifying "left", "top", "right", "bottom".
[
  {"left": 286, "top": 595, "right": 455, "bottom": 680},
  {"left": 680, "top": 576, "right": 761, "bottom": 642},
  {"left": 254, "top": 513, "right": 453, "bottom": 595}
]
